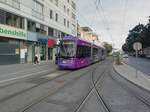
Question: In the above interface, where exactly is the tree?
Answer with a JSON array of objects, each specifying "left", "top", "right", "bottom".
[
  {"left": 103, "top": 42, "right": 113, "bottom": 54},
  {"left": 122, "top": 43, "right": 128, "bottom": 52},
  {"left": 125, "top": 24, "right": 144, "bottom": 52},
  {"left": 123, "top": 17, "right": 150, "bottom": 53}
]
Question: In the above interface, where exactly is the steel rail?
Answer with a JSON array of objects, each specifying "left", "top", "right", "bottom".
[
  {"left": 74, "top": 60, "right": 111, "bottom": 112},
  {"left": 17, "top": 63, "right": 101, "bottom": 112}
]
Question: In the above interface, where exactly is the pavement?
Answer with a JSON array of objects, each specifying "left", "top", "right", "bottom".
[
  {"left": 114, "top": 61, "right": 150, "bottom": 91},
  {"left": 0, "top": 61, "right": 58, "bottom": 86},
  {"left": 123, "top": 56, "right": 150, "bottom": 76}
]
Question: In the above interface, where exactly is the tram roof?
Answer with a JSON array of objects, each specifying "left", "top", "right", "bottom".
[{"left": 62, "top": 36, "right": 103, "bottom": 48}]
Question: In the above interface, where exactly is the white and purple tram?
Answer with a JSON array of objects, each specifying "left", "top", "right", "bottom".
[{"left": 57, "top": 36, "right": 106, "bottom": 69}]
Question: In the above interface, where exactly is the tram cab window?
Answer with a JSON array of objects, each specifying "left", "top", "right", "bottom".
[{"left": 60, "top": 41, "right": 76, "bottom": 58}]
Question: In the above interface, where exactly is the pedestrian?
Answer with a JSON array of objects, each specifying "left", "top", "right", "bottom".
[{"left": 34, "top": 54, "right": 39, "bottom": 65}]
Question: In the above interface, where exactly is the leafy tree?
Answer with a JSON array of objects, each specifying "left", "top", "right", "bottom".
[
  {"left": 125, "top": 24, "right": 144, "bottom": 52},
  {"left": 122, "top": 17, "right": 150, "bottom": 52},
  {"left": 122, "top": 43, "right": 128, "bottom": 52},
  {"left": 103, "top": 42, "right": 113, "bottom": 54},
  {"left": 140, "top": 19, "right": 150, "bottom": 48}
]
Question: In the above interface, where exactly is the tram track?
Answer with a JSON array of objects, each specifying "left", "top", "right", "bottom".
[
  {"left": 15, "top": 62, "right": 102, "bottom": 112},
  {"left": 74, "top": 60, "right": 111, "bottom": 112}
]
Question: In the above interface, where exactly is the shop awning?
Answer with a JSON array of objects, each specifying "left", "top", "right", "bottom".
[{"left": 48, "top": 38, "right": 56, "bottom": 48}]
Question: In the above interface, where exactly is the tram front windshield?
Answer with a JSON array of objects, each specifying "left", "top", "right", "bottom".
[{"left": 60, "top": 41, "right": 76, "bottom": 58}]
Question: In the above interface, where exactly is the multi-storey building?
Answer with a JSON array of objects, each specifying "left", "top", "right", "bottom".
[
  {"left": 79, "top": 27, "right": 101, "bottom": 45},
  {"left": 0, "top": 0, "right": 77, "bottom": 65}
]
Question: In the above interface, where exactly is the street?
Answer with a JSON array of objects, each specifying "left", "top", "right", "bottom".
[
  {"left": 0, "top": 58, "right": 149, "bottom": 112},
  {"left": 124, "top": 56, "right": 150, "bottom": 76}
]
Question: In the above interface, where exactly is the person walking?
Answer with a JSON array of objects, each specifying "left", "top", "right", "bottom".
[{"left": 34, "top": 54, "right": 39, "bottom": 65}]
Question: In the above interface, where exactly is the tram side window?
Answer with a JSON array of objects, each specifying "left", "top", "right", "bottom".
[
  {"left": 77, "top": 46, "right": 91, "bottom": 58},
  {"left": 93, "top": 48, "right": 98, "bottom": 55}
]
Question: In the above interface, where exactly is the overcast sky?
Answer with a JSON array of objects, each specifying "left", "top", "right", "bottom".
[{"left": 77, "top": 0, "right": 150, "bottom": 49}]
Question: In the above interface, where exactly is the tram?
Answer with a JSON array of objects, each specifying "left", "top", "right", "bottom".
[{"left": 57, "top": 35, "right": 106, "bottom": 69}]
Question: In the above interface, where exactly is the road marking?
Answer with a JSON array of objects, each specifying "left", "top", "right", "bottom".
[
  {"left": 43, "top": 71, "right": 69, "bottom": 79},
  {"left": 0, "top": 70, "right": 50, "bottom": 84}
]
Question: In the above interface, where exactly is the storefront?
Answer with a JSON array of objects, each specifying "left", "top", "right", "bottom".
[
  {"left": 27, "top": 32, "right": 48, "bottom": 62},
  {"left": 0, "top": 24, "right": 27, "bottom": 65},
  {"left": 37, "top": 34, "right": 48, "bottom": 61},
  {"left": 27, "top": 31, "right": 37, "bottom": 62},
  {"left": 48, "top": 38, "right": 56, "bottom": 60}
]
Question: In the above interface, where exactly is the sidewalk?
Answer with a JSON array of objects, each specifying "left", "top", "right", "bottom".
[
  {"left": 0, "top": 61, "right": 58, "bottom": 85},
  {"left": 114, "top": 63, "right": 150, "bottom": 91}
]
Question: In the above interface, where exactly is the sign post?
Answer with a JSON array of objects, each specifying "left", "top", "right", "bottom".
[{"left": 133, "top": 42, "right": 142, "bottom": 78}]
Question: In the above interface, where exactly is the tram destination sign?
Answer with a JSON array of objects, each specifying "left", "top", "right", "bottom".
[{"left": 0, "top": 24, "right": 27, "bottom": 40}]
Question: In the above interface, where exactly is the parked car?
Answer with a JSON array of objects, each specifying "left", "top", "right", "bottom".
[{"left": 122, "top": 54, "right": 128, "bottom": 58}]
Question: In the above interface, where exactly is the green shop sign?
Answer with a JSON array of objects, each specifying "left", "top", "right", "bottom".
[{"left": 0, "top": 24, "right": 27, "bottom": 40}]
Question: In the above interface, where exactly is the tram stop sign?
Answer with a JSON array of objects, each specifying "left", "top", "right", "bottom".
[{"left": 133, "top": 42, "right": 142, "bottom": 51}]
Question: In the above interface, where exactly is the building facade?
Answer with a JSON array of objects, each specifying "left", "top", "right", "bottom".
[
  {"left": 0, "top": 0, "right": 77, "bottom": 65},
  {"left": 79, "top": 26, "right": 101, "bottom": 46}
]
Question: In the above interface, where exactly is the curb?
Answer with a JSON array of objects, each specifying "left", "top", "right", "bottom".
[{"left": 113, "top": 63, "right": 150, "bottom": 92}]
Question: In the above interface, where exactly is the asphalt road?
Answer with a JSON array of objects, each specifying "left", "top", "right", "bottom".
[
  {"left": 0, "top": 59, "right": 149, "bottom": 112},
  {"left": 124, "top": 56, "right": 150, "bottom": 76}
]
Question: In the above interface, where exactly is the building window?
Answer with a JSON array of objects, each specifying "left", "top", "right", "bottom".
[
  {"left": 0, "top": 9, "right": 24, "bottom": 29},
  {"left": 27, "top": 20, "right": 47, "bottom": 35},
  {"left": 27, "top": 20, "right": 36, "bottom": 32},
  {"left": 67, "top": 8, "right": 70, "bottom": 15},
  {"left": 71, "top": 1, "right": 76, "bottom": 10},
  {"left": 48, "top": 27, "right": 54, "bottom": 36},
  {"left": 50, "top": 10, "right": 53, "bottom": 19},
  {"left": 0, "top": 10, "right": 6, "bottom": 24},
  {"left": 67, "top": 21, "right": 69, "bottom": 28},
  {"left": 55, "top": 13, "right": 58, "bottom": 22},
  {"left": 0, "top": 0, "right": 20, "bottom": 9},
  {"left": 72, "top": 12, "right": 76, "bottom": 20},
  {"left": 33, "top": 0, "right": 44, "bottom": 20},
  {"left": 64, "top": 18, "right": 66, "bottom": 26},
  {"left": 64, "top": 5, "right": 66, "bottom": 12},
  {"left": 55, "top": 0, "right": 58, "bottom": 6}
]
